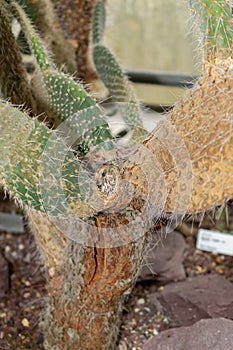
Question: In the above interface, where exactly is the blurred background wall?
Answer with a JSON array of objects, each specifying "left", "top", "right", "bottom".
[{"left": 105, "top": 0, "right": 202, "bottom": 106}]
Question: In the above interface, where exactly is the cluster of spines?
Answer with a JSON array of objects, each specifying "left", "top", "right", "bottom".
[
  {"left": 0, "top": 100, "right": 96, "bottom": 217},
  {"left": 10, "top": 1, "right": 52, "bottom": 70},
  {"left": 44, "top": 71, "right": 113, "bottom": 152},
  {"left": 189, "top": 0, "right": 233, "bottom": 61},
  {"left": 92, "top": 0, "right": 147, "bottom": 141},
  {"left": 9, "top": 1, "right": 113, "bottom": 154}
]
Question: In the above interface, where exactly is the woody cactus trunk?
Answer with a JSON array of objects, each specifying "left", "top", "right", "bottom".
[{"left": 0, "top": 1, "right": 233, "bottom": 349}]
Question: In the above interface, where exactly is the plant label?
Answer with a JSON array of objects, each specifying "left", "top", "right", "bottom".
[{"left": 196, "top": 228, "right": 233, "bottom": 256}]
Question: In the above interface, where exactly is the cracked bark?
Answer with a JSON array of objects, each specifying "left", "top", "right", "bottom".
[{"left": 30, "top": 210, "right": 147, "bottom": 350}]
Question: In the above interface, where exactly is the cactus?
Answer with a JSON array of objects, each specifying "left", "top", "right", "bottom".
[
  {"left": 92, "top": 0, "right": 106, "bottom": 46},
  {"left": 9, "top": 0, "right": 114, "bottom": 155},
  {"left": 189, "top": 0, "right": 233, "bottom": 61},
  {"left": 92, "top": 0, "right": 147, "bottom": 142},
  {"left": 1, "top": 1, "right": 233, "bottom": 350},
  {"left": 0, "top": 2, "right": 153, "bottom": 350},
  {"left": 18, "top": 0, "right": 77, "bottom": 72},
  {"left": 0, "top": 100, "right": 98, "bottom": 217}
]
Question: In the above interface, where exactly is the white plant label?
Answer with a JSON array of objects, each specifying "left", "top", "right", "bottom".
[{"left": 196, "top": 229, "right": 233, "bottom": 256}]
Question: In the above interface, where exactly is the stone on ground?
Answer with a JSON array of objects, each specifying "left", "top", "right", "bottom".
[
  {"left": 139, "top": 231, "right": 186, "bottom": 283},
  {"left": 152, "top": 274, "right": 233, "bottom": 327},
  {"left": 143, "top": 318, "right": 233, "bottom": 350}
]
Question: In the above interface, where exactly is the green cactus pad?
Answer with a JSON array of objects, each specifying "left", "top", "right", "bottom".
[
  {"left": 93, "top": 45, "right": 147, "bottom": 141},
  {"left": 10, "top": 1, "right": 113, "bottom": 153},
  {"left": 10, "top": 1, "right": 52, "bottom": 70},
  {"left": 189, "top": 0, "right": 233, "bottom": 59},
  {"left": 0, "top": 101, "right": 96, "bottom": 217},
  {"left": 44, "top": 71, "right": 114, "bottom": 152},
  {"left": 92, "top": 0, "right": 106, "bottom": 45},
  {"left": 92, "top": 1, "right": 147, "bottom": 141}
]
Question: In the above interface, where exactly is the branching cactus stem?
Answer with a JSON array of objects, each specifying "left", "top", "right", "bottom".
[
  {"left": 1, "top": 1, "right": 233, "bottom": 350},
  {"left": 30, "top": 59, "right": 233, "bottom": 349},
  {"left": 10, "top": 0, "right": 114, "bottom": 154}
]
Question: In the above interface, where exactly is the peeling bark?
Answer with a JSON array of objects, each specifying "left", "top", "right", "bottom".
[{"left": 30, "top": 210, "right": 147, "bottom": 350}]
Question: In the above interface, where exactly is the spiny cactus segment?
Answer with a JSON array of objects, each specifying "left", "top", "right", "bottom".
[
  {"left": 0, "top": 100, "right": 96, "bottom": 217},
  {"left": 10, "top": 1, "right": 113, "bottom": 154},
  {"left": 92, "top": 0, "right": 147, "bottom": 142},
  {"left": 10, "top": 1, "right": 53, "bottom": 70},
  {"left": 93, "top": 45, "right": 147, "bottom": 142},
  {"left": 0, "top": 2, "right": 33, "bottom": 106},
  {"left": 92, "top": 0, "right": 106, "bottom": 45},
  {"left": 44, "top": 71, "right": 113, "bottom": 153},
  {"left": 189, "top": 0, "right": 233, "bottom": 61}
]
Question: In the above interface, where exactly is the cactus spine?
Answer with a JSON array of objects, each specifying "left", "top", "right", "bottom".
[
  {"left": 189, "top": 0, "right": 233, "bottom": 62},
  {"left": 1, "top": 2, "right": 233, "bottom": 350},
  {"left": 10, "top": 1, "right": 113, "bottom": 154},
  {"left": 0, "top": 100, "right": 97, "bottom": 217},
  {"left": 18, "top": 0, "right": 76, "bottom": 72}
]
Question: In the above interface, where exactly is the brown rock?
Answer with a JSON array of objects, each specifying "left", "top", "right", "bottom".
[
  {"left": 143, "top": 318, "right": 233, "bottom": 350},
  {"left": 139, "top": 232, "right": 186, "bottom": 283},
  {"left": 154, "top": 274, "right": 233, "bottom": 327}
]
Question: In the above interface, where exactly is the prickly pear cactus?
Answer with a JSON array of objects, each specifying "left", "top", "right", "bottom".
[
  {"left": 10, "top": 1, "right": 114, "bottom": 155},
  {"left": 0, "top": 100, "right": 98, "bottom": 217},
  {"left": 92, "top": 0, "right": 147, "bottom": 141},
  {"left": 1, "top": 1, "right": 233, "bottom": 350},
  {"left": 189, "top": 0, "right": 233, "bottom": 61}
]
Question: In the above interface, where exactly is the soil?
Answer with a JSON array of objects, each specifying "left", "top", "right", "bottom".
[{"left": 0, "top": 195, "right": 233, "bottom": 350}]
